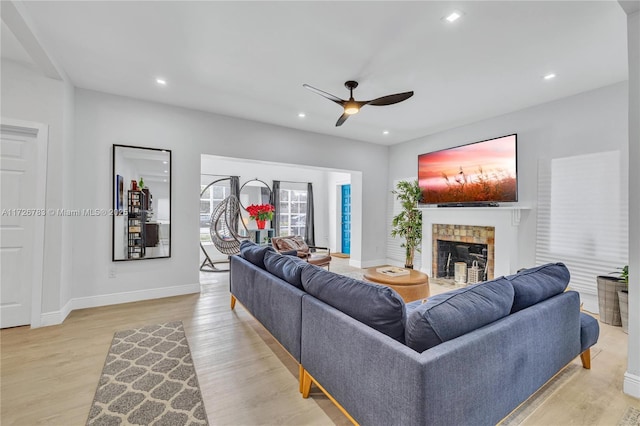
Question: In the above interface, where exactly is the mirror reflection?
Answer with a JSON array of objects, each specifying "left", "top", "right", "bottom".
[
  {"left": 113, "top": 145, "right": 171, "bottom": 260},
  {"left": 239, "top": 179, "right": 272, "bottom": 225},
  {"left": 239, "top": 179, "right": 271, "bottom": 209}
]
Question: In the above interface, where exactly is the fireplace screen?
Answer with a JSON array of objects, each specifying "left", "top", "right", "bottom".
[{"left": 436, "top": 240, "right": 488, "bottom": 281}]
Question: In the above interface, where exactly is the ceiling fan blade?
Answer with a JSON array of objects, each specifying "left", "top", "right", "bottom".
[
  {"left": 366, "top": 91, "right": 414, "bottom": 106},
  {"left": 335, "top": 113, "right": 350, "bottom": 127},
  {"left": 303, "top": 84, "right": 345, "bottom": 105}
]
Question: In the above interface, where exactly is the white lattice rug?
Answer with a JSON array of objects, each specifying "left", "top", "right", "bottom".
[{"left": 87, "top": 321, "right": 208, "bottom": 425}]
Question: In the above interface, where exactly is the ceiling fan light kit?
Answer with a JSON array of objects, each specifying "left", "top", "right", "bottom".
[{"left": 302, "top": 80, "right": 414, "bottom": 126}]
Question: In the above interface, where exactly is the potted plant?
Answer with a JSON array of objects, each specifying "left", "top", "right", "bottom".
[
  {"left": 615, "top": 265, "right": 629, "bottom": 334},
  {"left": 246, "top": 203, "right": 275, "bottom": 230},
  {"left": 596, "top": 267, "right": 627, "bottom": 327},
  {"left": 391, "top": 180, "right": 422, "bottom": 269}
]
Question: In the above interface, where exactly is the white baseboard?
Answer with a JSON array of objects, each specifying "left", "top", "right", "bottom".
[
  {"left": 350, "top": 258, "right": 387, "bottom": 269},
  {"left": 38, "top": 283, "right": 201, "bottom": 327},
  {"left": 38, "top": 299, "right": 73, "bottom": 327},
  {"left": 624, "top": 372, "right": 640, "bottom": 398}
]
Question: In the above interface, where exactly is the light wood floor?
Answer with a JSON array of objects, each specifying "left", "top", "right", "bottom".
[{"left": 1, "top": 258, "right": 638, "bottom": 425}]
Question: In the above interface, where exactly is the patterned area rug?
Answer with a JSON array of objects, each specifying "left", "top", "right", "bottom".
[
  {"left": 87, "top": 321, "right": 208, "bottom": 426},
  {"left": 618, "top": 406, "right": 640, "bottom": 426}
]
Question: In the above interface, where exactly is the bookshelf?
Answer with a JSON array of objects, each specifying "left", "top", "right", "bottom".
[{"left": 127, "top": 190, "right": 146, "bottom": 259}]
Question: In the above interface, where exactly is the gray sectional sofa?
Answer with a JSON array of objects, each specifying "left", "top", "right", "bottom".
[{"left": 230, "top": 241, "right": 599, "bottom": 426}]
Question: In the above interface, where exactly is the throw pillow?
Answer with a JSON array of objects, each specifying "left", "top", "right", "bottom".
[
  {"left": 275, "top": 236, "right": 309, "bottom": 257},
  {"left": 239, "top": 240, "right": 275, "bottom": 270},
  {"left": 405, "top": 278, "right": 515, "bottom": 353},
  {"left": 507, "top": 262, "right": 570, "bottom": 313},
  {"left": 264, "top": 250, "right": 308, "bottom": 289},
  {"left": 301, "top": 266, "right": 406, "bottom": 342}
]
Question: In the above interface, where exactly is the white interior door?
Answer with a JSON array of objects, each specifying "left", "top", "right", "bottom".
[{"left": 0, "top": 120, "right": 47, "bottom": 328}]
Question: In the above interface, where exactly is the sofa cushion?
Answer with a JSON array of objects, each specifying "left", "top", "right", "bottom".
[
  {"left": 405, "top": 278, "right": 515, "bottom": 352},
  {"left": 579, "top": 312, "right": 600, "bottom": 353},
  {"left": 507, "top": 263, "right": 570, "bottom": 313},
  {"left": 239, "top": 240, "right": 275, "bottom": 269},
  {"left": 263, "top": 250, "right": 307, "bottom": 289},
  {"left": 301, "top": 266, "right": 406, "bottom": 342}
]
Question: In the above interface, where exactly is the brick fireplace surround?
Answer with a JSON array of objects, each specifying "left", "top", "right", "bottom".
[
  {"left": 419, "top": 206, "right": 528, "bottom": 280},
  {"left": 432, "top": 224, "right": 495, "bottom": 280}
]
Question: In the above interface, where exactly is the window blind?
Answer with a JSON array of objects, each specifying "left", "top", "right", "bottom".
[{"left": 535, "top": 151, "right": 628, "bottom": 297}]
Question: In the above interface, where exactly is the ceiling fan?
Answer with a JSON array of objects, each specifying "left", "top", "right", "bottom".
[{"left": 302, "top": 80, "right": 414, "bottom": 127}]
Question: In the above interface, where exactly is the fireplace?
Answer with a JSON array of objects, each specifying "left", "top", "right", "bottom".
[
  {"left": 432, "top": 224, "right": 495, "bottom": 283},
  {"left": 420, "top": 206, "right": 527, "bottom": 280}
]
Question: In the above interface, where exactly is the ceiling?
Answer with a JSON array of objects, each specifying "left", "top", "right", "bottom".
[{"left": 2, "top": 1, "right": 628, "bottom": 145}]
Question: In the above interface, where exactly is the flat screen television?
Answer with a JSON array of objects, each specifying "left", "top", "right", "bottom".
[{"left": 418, "top": 134, "right": 517, "bottom": 206}]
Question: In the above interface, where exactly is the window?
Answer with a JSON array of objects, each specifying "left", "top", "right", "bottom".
[
  {"left": 200, "top": 181, "right": 230, "bottom": 234},
  {"left": 535, "top": 151, "right": 628, "bottom": 295},
  {"left": 278, "top": 186, "right": 307, "bottom": 237}
]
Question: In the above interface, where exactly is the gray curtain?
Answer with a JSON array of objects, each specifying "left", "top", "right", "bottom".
[
  {"left": 230, "top": 176, "right": 240, "bottom": 231},
  {"left": 270, "top": 180, "right": 280, "bottom": 236},
  {"left": 305, "top": 182, "right": 315, "bottom": 246}
]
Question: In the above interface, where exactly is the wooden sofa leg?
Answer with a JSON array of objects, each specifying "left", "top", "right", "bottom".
[
  {"left": 230, "top": 294, "right": 236, "bottom": 310},
  {"left": 301, "top": 368, "right": 312, "bottom": 398},
  {"left": 580, "top": 348, "right": 591, "bottom": 369},
  {"left": 299, "top": 364, "right": 304, "bottom": 393}
]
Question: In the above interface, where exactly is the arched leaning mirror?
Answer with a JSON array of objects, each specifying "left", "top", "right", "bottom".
[
  {"left": 239, "top": 178, "right": 272, "bottom": 229},
  {"left": 112, "top": 144, "right": 171, "bottom": 261},
  {"left": 239, "top": 178, "right": 271, "bottom": 210}
]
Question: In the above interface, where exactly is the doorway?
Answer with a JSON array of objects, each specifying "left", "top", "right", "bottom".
[{"left": 341, "top": 184, "right": 351, "bottom": 255}]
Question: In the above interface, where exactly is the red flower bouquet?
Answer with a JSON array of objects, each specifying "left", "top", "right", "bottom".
[{"left": 246, "top": 204, "right": 275, "bottom": 222}]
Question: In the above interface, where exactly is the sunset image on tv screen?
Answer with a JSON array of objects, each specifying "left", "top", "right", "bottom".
[{"left": 418, "top": 134, "right": 517, "bottom": 204}]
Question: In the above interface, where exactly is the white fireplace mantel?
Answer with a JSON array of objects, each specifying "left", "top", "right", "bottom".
[{"left": 418, "top": 205, "right": 531, "bottom": 278}]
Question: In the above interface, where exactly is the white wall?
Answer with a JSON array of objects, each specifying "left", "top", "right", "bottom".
[
  {"left": 389, "top": 81, "right": 628, "bottom": 300},
  {"left": 71, "top": 88, "right": 388, "bottom": 309}
]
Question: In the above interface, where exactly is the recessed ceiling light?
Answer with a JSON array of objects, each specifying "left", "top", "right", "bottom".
[
  {"left": 163, "top": 179, "right": 167, "bottom": 182},
  {"left": 444, "top": 11, "right": 463, "bottom": 23},
  {"left": 164, "top": 170, "right": 168, "bottom": 173},
  {"left": 543, "top": 73, "right": 556, "bottom": 80},
  {"left": 156, "top": 78, "right": 167, "bottom": 85},
  {"left": 163, "top": 161, "right": 168, "bottom": 164},
  {"left": 298, "top": 112, "right": 306, "bottom": 118},
  {"left": 383, "top": 130, "right": 390, "bottom": 135}
]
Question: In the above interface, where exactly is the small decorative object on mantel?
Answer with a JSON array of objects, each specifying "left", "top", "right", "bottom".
[{"left": 246, "top": 203, "right": 275, "bottom": 229}]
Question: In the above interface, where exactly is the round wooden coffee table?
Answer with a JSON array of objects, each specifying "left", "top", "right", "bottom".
[{"left": 363, "top": 267, "right": 430, "bottom": 303}]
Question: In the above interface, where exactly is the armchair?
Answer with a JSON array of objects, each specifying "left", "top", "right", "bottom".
[{"left": 271, "top": 235, "right": 332, "bottom": 270}]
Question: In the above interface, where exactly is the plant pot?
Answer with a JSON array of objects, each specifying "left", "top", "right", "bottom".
[
  {"left": 255, "top": 219, "right": 266, "bottom": 230},
  {"left": 596, "top": 276, "right": 626, "bottom": 326},
  {"left": 618, "top": 290, "right": 629, "bottom": 334}
]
